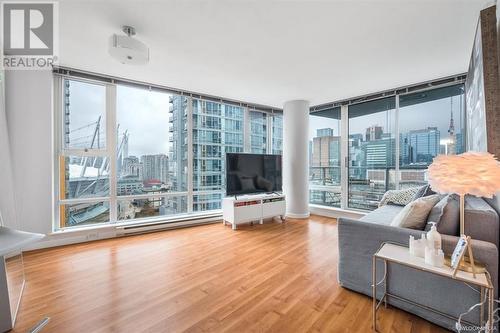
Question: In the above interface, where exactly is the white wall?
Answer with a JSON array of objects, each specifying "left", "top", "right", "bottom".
[
  {"left": 5, "top": 70, "right": 53, "bottom": 234},
  {"left": 0, "top": 72, "right": 19, "bottom": 229}
]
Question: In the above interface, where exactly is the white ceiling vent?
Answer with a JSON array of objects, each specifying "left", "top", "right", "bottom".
[{"left": 109, "top": 26, "right": 149, "bottom": 65}]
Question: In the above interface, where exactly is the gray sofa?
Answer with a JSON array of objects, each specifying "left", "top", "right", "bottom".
[{"left": 338, "top": 196, "right": 500, "bottom": 331}]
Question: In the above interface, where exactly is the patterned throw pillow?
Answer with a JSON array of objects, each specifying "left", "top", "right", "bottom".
[{"left": 379, "top": 187, "right": 421, "bottom": 207}]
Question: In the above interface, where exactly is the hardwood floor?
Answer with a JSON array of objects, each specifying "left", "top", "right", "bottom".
[{"left": 13, "top": 216, "right": 448, "bottom": 332}]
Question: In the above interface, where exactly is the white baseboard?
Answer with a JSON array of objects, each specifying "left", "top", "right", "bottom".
[
  {"left": 24, "top": 214, "right": 222, "bottom": 251},
  {"left": 24, "top": 228, "right": 118, "bottom": 251},
  {"left": 285, "top": 212, "right": 310, "bottom": 219}
]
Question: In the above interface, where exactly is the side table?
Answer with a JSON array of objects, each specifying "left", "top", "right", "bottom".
[{"left": 372, "top": 242, "right": 494, "bottom": 332}]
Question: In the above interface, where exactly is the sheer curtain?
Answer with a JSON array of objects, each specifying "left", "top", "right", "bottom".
[{"left": 0, "top": 71, "right": 18, "bottom": 229}]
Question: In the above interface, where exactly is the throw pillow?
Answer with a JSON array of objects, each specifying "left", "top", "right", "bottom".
[
  {"left": 411, "top": 184, "right": 436, "bottom": 201},
  {"left": 390, "top": 194, "right": 441, "bottom": 229},
  {"left": 425, "top": 194, "right": 460, "bottom": 235},
  {"left": 379, "top": 187, "right": 421, "bottom": 207}
]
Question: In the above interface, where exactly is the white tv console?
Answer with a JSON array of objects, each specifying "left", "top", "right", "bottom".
[{"left": 222, "top": 193, "right": 286, "bottom": 230}]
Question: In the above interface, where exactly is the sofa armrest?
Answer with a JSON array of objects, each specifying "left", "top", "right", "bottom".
[{"left": 338, "top": 217, "right": 498, "bottom": 293}]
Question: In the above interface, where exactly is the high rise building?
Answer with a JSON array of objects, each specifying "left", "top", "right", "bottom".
[
  {"left": 311, "top": 131, "right": 341, "bottom": 189},
  {"left": 365, "top": 125, "right": 383, "bottom": 141},
  {"left": 349, "top": 134, "right": 363, "bottom": 147},
  {"left": 400, "top": 127, "right": 440, "bottom": 165},
  {"left": 400, "top": 134, "right": 411, "bottom": 165},
  {"left": 169, "top": 95, "right": 188, "bottom": 192},
  {"left": 310, "top": 129, "right": 341, "bottom": 206},
  {"left": 362, "top": 138, "right": 396, "bottom": 168},
  {"left": 250, "top": 111, "right": 267, "bottom": 153},
  {"left": 272, "top": 114, "right": 283, "bottom": 154},
  {"left": 316, "top": 128, "right": 334, "bottom": 138},
  {"left": 311, "top": 136, "right": 341, "bottom": 167},
  {"left": 456, "top": 132, "right": 464, "bottom": 154},
  {"left": 141, "top": 154, "right": 169, "bottom": 184},
  {"left": 122, "top": 156, "right": 142, "bottom": 178}
]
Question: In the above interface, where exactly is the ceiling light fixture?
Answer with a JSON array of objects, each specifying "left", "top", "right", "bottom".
[{"left": 109, "top": 25, "right": 149, "bottom": 65}]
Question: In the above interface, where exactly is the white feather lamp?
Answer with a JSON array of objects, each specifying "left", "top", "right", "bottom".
[{"left": 428, "top": 152, "right": 500, "bottom": 236}]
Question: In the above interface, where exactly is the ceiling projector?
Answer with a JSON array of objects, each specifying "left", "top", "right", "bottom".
[{"left": 109, "top": 26, "right": 149, "bottom": 65}]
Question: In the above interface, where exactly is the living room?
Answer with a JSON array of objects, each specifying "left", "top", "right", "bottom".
[{"left": 1, "top": 0, "right": 500, "bottom": 332}]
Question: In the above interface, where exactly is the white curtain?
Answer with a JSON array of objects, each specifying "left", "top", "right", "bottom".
[{"left": 0, "top": 71, "right": 19, "bottom": 229}]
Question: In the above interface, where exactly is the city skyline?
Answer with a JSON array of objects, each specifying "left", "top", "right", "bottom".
[
  {"left": 308, "top": 94, "right": 464, "bottom": 141},
  {"left": 310, "top": 123, "right": 463, "bottom": 167}
]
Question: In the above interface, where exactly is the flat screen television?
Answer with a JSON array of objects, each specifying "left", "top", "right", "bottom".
[{"left": 226, "top": 153, "right": 282, "bottom": 196}]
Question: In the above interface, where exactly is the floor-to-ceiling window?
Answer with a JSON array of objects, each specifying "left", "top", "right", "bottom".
[
  {"left": 271, "top": 114, "right": 283, "bottom": 154},
  {"left": 57, "top": 79, "right": 110, "bottom": 228},
  {"left": 348, "top": 97, "right": 396, "bottom": 210},
  {"left": 191, "top": 100, "right": 244, "bottom": 212},
  {"left": 309, "top": 107, "right": 342, "bottom": 208},
  {"left": 55, "top": 72, "right": 283, "bottom": 230},
  {"left": 309, "top": 81, "right": 465, "bottom": 212},
  {"left": 116, "top": 85, "right": 188, "bottom": 221},
  {"left": 250, "top": 111, "right": 267, "bottom": 154},
  {"left": 398, "top": 85, "right": 465, "bottom": 189}
]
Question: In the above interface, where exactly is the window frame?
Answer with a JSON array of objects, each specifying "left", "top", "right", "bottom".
[
  {"left": 309, "top": 81, "right": 466, "bottom": 212},
  {"left": 54, "top": 75, "right": 284, "bottom": 230},
  {"left": 54, "top": 77, "right": 115, "bottom": 229}
]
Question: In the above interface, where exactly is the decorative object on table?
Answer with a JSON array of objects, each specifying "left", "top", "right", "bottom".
[
  {"left": 409, "top": 223, "right": 444, "bottom": 267},
  {"left": 424, "top": 222, "right": 444, "bottom": 267},
  {"left": 409, "top": 234, "right": 427, "bottom": 258},
  {"left": 450, "top": 235, "right": 477, "bottom": 278},
  {"left": 428, "top": 152, "right": 500, "bottom": 274}
]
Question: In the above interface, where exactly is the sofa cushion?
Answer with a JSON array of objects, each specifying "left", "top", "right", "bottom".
[
  {"left": 425, "top": 195, "right": 460, "bottom": 236},
  {"left": 360, "top": 204, "right": 403, "bottom": 226},
  {"left": 464, "top": 196, "right": 499, "bottom": 249},
  {"left": 391, "top": 194, "right": 441, "bottom": 229},
  {"left": 484, "top": 195, "right": 500, "bottom": 215}
]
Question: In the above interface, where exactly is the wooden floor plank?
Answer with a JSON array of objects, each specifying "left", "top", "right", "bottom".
[{"left": 11, "top": 215, "right": 449, "bottom": 332}]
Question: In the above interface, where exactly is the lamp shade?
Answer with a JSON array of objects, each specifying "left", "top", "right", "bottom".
[{"left": 428, "top": 152, "right": 500, "bottom": 198}]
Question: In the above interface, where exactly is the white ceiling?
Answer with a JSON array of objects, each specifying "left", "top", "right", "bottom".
[{"left": 58, "top": 0, "right": 494, "bottom": 108}]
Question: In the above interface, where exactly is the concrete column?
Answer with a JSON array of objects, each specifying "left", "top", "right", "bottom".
[{"left": 283, "top": 100, "right": 310, "bottom": 218}]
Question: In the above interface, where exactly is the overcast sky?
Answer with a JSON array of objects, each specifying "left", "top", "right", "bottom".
[
  {"left": 116, "top": 85, "right": 171, "bottom": 157},
  {"left": 67, "top": 80, "right": 106, "bottom": 149},
  {"left": 68, "top": 79, "right": 464, "bottom": 153},
  {"left": 68, "top": 80, "right": 172, "bottom": 156}
]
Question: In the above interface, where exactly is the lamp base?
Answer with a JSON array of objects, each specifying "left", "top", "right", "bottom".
[{"left": 444, "top": 255, "right": 486, "bottom": 273}]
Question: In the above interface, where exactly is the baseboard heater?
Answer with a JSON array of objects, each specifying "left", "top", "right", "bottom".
[{"left": 116, "top": 213, "right": 222, "bottom": 236}]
